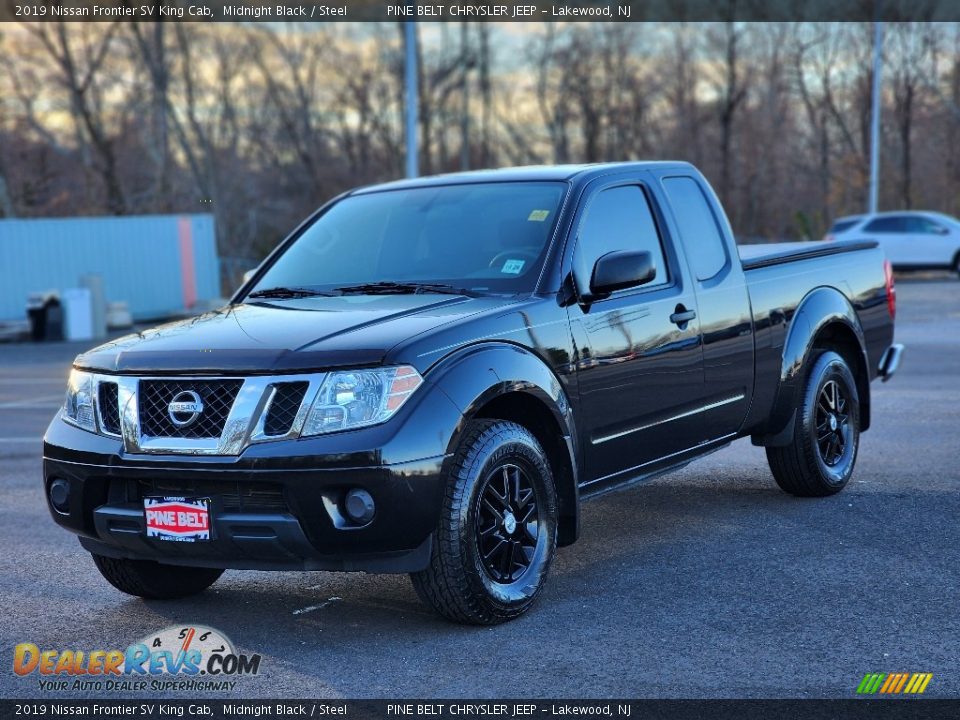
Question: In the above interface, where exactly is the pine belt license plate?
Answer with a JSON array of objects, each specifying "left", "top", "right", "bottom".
[{"left": 144, "top": 497, "right": 211, "bottom": 542}]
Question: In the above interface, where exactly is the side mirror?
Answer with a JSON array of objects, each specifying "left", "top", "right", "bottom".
[{"left": 589, "top": 250, "right": 656, "bottom": 296}]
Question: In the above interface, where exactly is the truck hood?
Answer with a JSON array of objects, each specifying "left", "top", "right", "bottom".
[{"left": 75, "top": 294, "right": 516, "bottom": 374}]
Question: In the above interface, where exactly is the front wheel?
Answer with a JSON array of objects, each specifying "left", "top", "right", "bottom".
[
  {"left": 91, "top": 554, "right": 223, "bottom": 599},
  {"left": 766, "top": 350, "right": 860, "bottom": 497},
  {"left": 411, "top": 419, "right": 558, "bottom": 624}
]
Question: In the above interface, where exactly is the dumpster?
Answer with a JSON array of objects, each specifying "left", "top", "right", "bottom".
[{"left": 26, "top": 291, "right": 63, "bottom": 342}]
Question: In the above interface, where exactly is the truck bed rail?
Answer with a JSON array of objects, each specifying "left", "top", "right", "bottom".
[{"left": 739, "top": 240, "right": 879, "bottom": 271}]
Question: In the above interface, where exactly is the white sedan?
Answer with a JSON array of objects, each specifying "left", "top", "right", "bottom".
[{"left": 825, "top": 211, "right": 960, "bottom": 275}]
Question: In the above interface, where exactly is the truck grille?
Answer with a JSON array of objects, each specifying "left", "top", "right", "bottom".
[
  {"left": 133, "top": 478, "right": 288, "bottom": 513},
  {"left": 263, "top": 382, "right": 309, "bottom": 436},
  {"left": 98, "top": 381, "right": 121, "bottom": 435},
  {"left": 139, "top": 379, "right": 243, "bottom": 439}
]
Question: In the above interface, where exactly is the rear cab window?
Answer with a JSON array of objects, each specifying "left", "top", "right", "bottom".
[{"left": 661, "top": 176, "right": 730, "bottom": 281}]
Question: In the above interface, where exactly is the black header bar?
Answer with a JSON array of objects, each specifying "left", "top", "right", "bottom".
[
  {"left": 4, "top": 699, "right": 960, "bottom": 720},
  {"left": 2, "top": 0, "right": 959, "bottom": 22}
]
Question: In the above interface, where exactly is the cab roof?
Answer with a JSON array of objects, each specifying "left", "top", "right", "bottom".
[{"left": 351, "top": 161, "right": 697, "bottom": 195}]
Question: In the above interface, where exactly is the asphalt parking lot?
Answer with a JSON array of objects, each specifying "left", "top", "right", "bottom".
[{"left": 1, "top": 278, "right": 958, "bottom": 700}]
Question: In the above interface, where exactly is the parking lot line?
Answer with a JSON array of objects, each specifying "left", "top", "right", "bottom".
[
  {"left": 292, "top": 597, "right": 342, "bottom": 615},
  {"left": 0, "top": 395, "right": 63, "bottom": 409},
  {"left": 0, "top": 378, "right": 65, "bottom": 383}
]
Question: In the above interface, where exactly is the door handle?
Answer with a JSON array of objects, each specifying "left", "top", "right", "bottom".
[{"left": 670, "top": 306, "right": 697, "bottom": 327}]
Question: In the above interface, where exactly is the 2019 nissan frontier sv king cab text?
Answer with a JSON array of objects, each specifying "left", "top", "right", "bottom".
[{"left": 44, "top": 163, "right": 903, "bottom": 624}]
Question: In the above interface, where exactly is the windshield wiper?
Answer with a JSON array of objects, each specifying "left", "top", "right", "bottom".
[
  {"left": 335, "top": 281, "right": 481, "bottom": 297},
  {"left": 248, "top": 286, "right": 338, "bottom": 299}
]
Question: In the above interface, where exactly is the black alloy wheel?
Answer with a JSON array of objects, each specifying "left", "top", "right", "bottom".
[
  {"left": 767, "top": 349, "right": 860, "bottom": 497},
  {"left": 411, "top": 419, "right": 558, "bottom": 624},
  {"left": 475, "top": 463, "right": 542, "bottom": 584},
  {"left": 815, "top": 379, "right": 851, "bottom": 467}
]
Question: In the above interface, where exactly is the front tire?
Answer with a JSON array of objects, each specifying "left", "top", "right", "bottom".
[
  {"left": 91, "top": 554, "right": 223, "bottom": 599},
  {"left": 411, "top": 419, "right": 558, "bottom": 624},
  {"left": 766, "top": 350, "right": 860, "bottom": 497}
]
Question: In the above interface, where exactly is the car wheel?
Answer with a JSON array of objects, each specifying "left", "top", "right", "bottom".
[
  {"left": 766, "top": 350, "right": 860, "bottom": 497},
  {"left": 411, "top": 419, "right": 558, "bottom": 624},
  {"left": 91, "top": 554, "right": 223, "bottom": 599},
  {"left": 953, "top": 252, "right": 960, "bottom": 278}
]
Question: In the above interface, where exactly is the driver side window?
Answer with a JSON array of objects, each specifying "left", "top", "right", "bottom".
[{"left": 573, "top": 185, "right": 668, "bottom": 294}]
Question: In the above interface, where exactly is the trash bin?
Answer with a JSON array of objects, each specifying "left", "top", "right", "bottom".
[
  {"left": 45, "top": 298, "right": 63, "bottom": 341},
  {"left": 62, "top": 287, "right": 94, "bottom": 341},
  {"left": 26, "top": 301, "right": 46, "bottom": 342},
  {"left": 26, "top": 292, "right": 63, "bottom": 342}
]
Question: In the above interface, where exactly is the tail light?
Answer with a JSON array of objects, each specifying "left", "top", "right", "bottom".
[{"left": 884, "top": 259, "right": 896, "bottom": 319}]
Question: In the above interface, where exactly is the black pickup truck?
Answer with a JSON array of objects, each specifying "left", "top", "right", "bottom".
[{"left": 44, "top": 162, "right": 903, "bottom": 624}]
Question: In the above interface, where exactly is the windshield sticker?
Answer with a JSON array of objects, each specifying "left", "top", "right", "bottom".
[
  {"left": 527, "top": 209, "right": 550, "bottom": 222},
  {"left": 501, "top": 259, "right": 526, "bottom": 274}
]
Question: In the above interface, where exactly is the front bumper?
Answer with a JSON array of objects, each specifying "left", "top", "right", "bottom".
[
  {"left": 42, "top": 383, "right": 464, "bottom": 573},
  {"left": 61, "top": 458, "right": 439, "bottom": 572}
]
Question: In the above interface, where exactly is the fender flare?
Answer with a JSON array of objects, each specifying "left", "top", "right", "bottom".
[
  {"left": 426, "top": 342, "right": 581, "bottom": 544},
  {"left": 758, "top": 286, "right": 871, "bottom": 446}
]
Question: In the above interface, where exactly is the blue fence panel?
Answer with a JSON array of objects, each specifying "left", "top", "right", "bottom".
[{"left": 0, "top": 214, "right": 218, "bottom": 322}]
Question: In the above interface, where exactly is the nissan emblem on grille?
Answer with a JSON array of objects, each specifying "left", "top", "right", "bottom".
[{"left": 167, "top": 390, "right": 204, "bottom": 428}]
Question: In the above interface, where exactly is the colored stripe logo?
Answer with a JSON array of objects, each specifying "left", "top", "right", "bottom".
[{"left": 857, "top": 673, "right": 933, "bottom": 694}]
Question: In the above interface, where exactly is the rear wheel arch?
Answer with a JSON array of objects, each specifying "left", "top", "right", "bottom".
[{"left": 759, "top": 287, "right": 871, "bottom": 444}]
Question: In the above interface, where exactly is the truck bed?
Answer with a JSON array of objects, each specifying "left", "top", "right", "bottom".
[{"left": 738, "top": 239, "right": 879, "bottom": 271}]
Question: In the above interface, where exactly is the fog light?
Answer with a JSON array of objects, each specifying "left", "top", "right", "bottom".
[
  {"left": 49, "top": 479, "right": 70, "bottom": 513},
  {"left": 343, "top": 488, "right": 375, "bottom": 525}
]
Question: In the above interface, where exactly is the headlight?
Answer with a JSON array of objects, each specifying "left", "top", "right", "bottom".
[
  {"left": 63, "top": 369, "right": 97, "bottom": 433},
  {"left": 301, "top": 366, "right": 423, "bottom": 436}
]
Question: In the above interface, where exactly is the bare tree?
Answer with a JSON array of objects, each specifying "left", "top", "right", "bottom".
[
  {"left": 888, "top": 22, "right": 935, "bottom": 209},
  {"left": 0, "top": 30, "right": 16, "bottom": 217},
  {"left": 129, "top": 21, "right": 172, "bottom": 210},
  {"left": 707, "top": 21, "right": 748, "bottom": 216},
  {"left": 26, "top": 22, "right": 127, "bottom": 214},
  {"left": 532, "top": 24, "right": 573, "bottom": 164}
]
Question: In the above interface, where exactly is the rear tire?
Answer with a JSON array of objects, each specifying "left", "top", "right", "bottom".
[
  {"left": 411, "top": 419, "right": 558, "bottom": 625},
  {"left": 766, "top": 350, "right": 860, "bottom": 497},
  {"left": 91, "top": 554, "right": 223, "bottom": 599}
]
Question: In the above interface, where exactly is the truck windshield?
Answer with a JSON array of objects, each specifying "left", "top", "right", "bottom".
[{"left": 248, "top": 182, "right": 567, "bottom": 297}]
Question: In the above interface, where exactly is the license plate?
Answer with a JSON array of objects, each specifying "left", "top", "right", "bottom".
[{"left": 144, "top": 497, "right": 211, "bottom": 542}]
